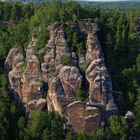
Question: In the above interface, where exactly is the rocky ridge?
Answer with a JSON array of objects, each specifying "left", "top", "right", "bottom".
[{"left": 5, "top": 20, "right": 118, "bottom": 133}]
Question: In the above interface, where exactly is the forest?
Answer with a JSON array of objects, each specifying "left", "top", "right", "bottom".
[
  {"left": 0, "top": 0, "right": 140, "bottom": 140},
  {"left": 83, "top": 1, "right": 140, "bottom": 10}
]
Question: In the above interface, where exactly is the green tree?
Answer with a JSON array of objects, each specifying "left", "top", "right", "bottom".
[
  {"left": 76, "top": 88, "right": 85, "bottom": 102},
  {"left": 17, "top": 117, "right": 28, "bottom": 140},
  {"left": 65, "top": 129, "right": 77, "bottom": 140},
  {"left": 106, "top": 116, "right": 129, "bottom": 140},
  {"left": 27, "top": 110, "right": 64, "bottom": 140},
  {"left": 136, "top": 53, "right": 140, "bottom": 71},
  {"left": 61, "top": 55, "right": 71, "bottom": 66},
  {"left": 47, "top": 0, "right": 62, "bottom": 23},
  {"left": 0, "top": 75, "right": 23, "bottom": 140},
  {"left": 135, "top": 88, "right": 140, "bottom": 129}
]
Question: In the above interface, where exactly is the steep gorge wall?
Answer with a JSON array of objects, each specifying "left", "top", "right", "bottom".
[{"left": 5, "top": 20, "right": 118, "bottom": 133}]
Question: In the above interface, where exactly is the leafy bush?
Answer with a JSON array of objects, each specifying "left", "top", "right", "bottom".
[
  {"left": 76, "top": 88, "right": 85, "bottom": 102},
  {"left": 26, "top": 110, "right": 64, "bottom": 140},
  {"left": 135, "top": 89, "right": 140, "bottom": 129},
  {"left": 105, "top": 116, "right": 129, "bottom": 140},
  {"left": 81, "top": 62, "right": 89, "bottom": 71},
  {"left": 61, "top": 55, "right": 71, "bottom": 66},
  {"left": 64, "top": 27, "right": 86, "bottom": 56}
]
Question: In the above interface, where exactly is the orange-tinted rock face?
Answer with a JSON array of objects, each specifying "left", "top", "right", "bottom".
[
  {"left": 85, "top": 28, "right": 114, "bottom": 106},
  {"left": 47, "top": 78, "right": 65, "bottom": 113},
  {"left": 9, "top": 62, "right": 24, "bottom": 99},
  {"left": 59, "top": 66, "right": 83, "bottom": 98},
  {"left": 5, "top": 49, "right": 46, "bottom": 112},
  {"left": 86, "top": 59, "right": 109, "bottom": 104},
  {"left": 5, "top": 20, "right": 118, "bottom": 133},
  {"left": 68, "top": 101, "right": 101, "bottom": 133},
  {"left": 68, "top": 102, "right": 85, "bottom": 132},
  {"left": 84, "top": 114, "right": 101, "bottom": 132},
  {"left": 41, "top": 22, "right": 72, "bottom": 83},
  {"left": 21, "top": 55, "right": 42, "bottom": 103},
  {"left": 5, "top": 48, "right": 24, "bottom": 74},
  {"left": 47, "top": 66, "right": 83, "bottom": 114}
]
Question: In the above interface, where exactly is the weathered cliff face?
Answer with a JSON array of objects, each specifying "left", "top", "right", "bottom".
[
  {"left": 59, "top": 66, "right": 82, "bottom": 98},
  {"left": 42, "top": 22, "right": 72, "bottom": 82},
  {"left": 5, "top": 20, "right": 118, "bottom": 133},
  {"left": 5, "top": 48, "right": 24, "bottom": 74},
  {"left": 86, "top": 24, "right": 118, "bottom": 119},
  {"left": 22, "top": 55, "right": 42, "bottom": 103},
  {"left": 47, "top": 66, "right": 82, "bottom": 114},
  {"left": 68, "top": 101, "right": 101, "bottom": 132},
  {"left": 5, "top": 48, "right": 46, "bottom": 112}
]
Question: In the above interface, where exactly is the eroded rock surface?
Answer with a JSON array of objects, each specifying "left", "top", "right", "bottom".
[
  {"left": 5, "top": 20, "right": 118, "bottom": 133},
  {"left": 47, "top": 66, "right": 82, "bottom": 114},
  {"left": 59, "top": 66, "right": 83, "bottom": 98},
  {"left": 68, "top": 101, "right": 101, "bottom": 133},
  {"left": 22, "top": 55, "right": 42, "bottom": 103},
  {"left": 5, "top": 48, "right": 24, "bottom": 74},
  {"left": 85, "top": 23, "right": 118, "bottom": 118},
  {"left": 5, "top": 46, "right": 46, "bottom": 112},
  {"left": 42, "top": 22, "right": 71, "bottom": 82}
]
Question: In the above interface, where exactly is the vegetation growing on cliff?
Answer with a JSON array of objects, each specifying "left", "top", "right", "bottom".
[{"left": 0, "top": 0, "right": 140, "bottom": 139}]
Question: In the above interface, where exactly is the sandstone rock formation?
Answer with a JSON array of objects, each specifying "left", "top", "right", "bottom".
[
  {"left": 42, "top": 22, "right": 71, "bottom": 82},
  {"left": 85, "top": 24, "right": 118, "bottom": 116},
  {"left": 5, "top": 20, "right": 118, "bottom": 133},
  {"left": 47, "top": 77, "right": 65, "bottom": 113},
  {"left": 5, "top": 48, "right": 24, "bottom": 74},
  {"left": 26, "top": 36, "right": 37, "bottom": 57},
  {"left": 5, "top": 47, "right": 46, "bottom": 113},
  {"left": 59, "top": 66, "right": 82, "bottom": 98},
  {"left": 22, "top": 55, "right": 42, "bottom": 103},
  {"left": 9, "top": 62, "right": 25, "bottom": 100},
  {"left": 68, "top": 101, "right": 101, "bottom": 133},
  {"left": 47, "top": 66, "right": 82, "bottom": 114}
]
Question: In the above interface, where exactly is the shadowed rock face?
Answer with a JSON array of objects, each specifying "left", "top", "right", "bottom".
[
  {"left": 5, "top": 48, "right": 24, "bottom": 74},
  {"left": 47, "top": 66, "right": 82, "bottom": 114},
  {"left": 5, "top": 20, "right": 118, "bottom": 133},
  {"left": 5, "top": 50, "right": 46, "bottom": 112},
  {"left": 68, "top": 101, "right": 101, "bottom": 133},
  {"left": 59, "top": 66, "right": 83, "bottom": 98},
  {"left": 42, "top": 22, "right": 71, "bottom": 82},
  {"left": 84, "top": 24, "right": 118, "bottom": 117},
  {"left": 22, "top": 55, "right": 42, "bottom": 103},
  {"left": 9, "top": 62, "right": 25, "bottom": 100},
  {"left": 47, "top": 78, "right": 65, "bottom": 113}
]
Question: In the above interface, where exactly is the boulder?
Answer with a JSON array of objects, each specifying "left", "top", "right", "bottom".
[
  {"left": 68, "top": 101, "right": 101, "bottom": 132},
  {"left": 106, "top": 100, "right": 118, "bottom": 116},
  {"left": 59, "top": 66, "right": 83, "bottom": 98},
  {"left": 27, "top": 98, "right": 47, "bottom": 111},
  {"left": 124, "top": 111, "right": 135, "bottom": 120},
  {"left": 124, "top": 111, "right": 135, "bottom": 127},
  {"left": 47, "top": 78, "right": 65, "bottom": 114}
]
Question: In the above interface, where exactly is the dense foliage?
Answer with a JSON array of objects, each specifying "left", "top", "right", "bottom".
[{"left": 0, "top": 0, "right": 140, "bottom": 139}]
